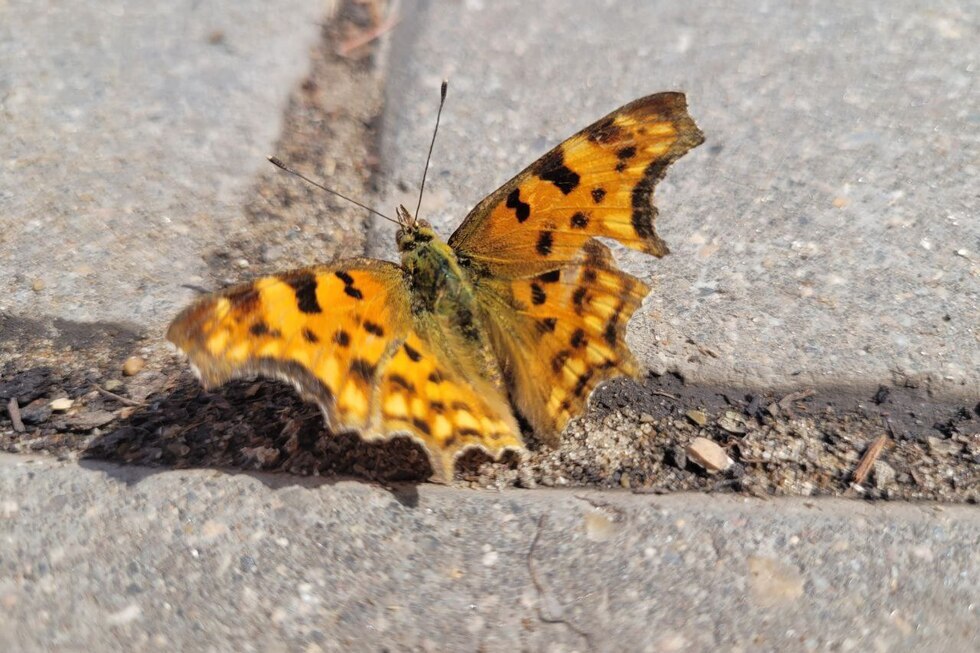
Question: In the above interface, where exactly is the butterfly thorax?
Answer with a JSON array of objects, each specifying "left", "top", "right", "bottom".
[
  {"left": 396, "top": 217, "right": 480, "bottom": 342},
  {"left": 396, "top": 214, "right": 506, "bottom": 392}
]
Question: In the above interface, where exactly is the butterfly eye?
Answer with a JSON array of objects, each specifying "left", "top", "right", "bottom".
[{"left": 396, "top": 230, "right": 416, "bottom": 252}]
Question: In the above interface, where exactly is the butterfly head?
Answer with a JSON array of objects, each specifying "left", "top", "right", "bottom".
[{"left": 394, "top": 204, "right": 436, "bottom": 253}]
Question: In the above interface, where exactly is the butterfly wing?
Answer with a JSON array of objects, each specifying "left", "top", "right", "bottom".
[
  {"left": 449, "top": 92, "right": 704, "bottom": 276},
  {"left": 449, "top": 92, "right": 704, "bottom": 437},
  {"left": 167, "top": 259, "right": 521, "bottom": 482}
]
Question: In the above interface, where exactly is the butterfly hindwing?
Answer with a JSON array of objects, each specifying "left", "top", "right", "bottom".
[
  {"left": 478, "top": 240, "right": 649, "bottom": 438},
  {"left": 167, "top": 259, "right": 522, "bottom": 481},
  {"left": 449, "top": 92, "right": 704, "bottom": 277}
]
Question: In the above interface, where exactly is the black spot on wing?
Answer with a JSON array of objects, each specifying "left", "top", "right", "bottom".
[
  {"left": 335, "top": 270, "right": 354, "bottom": 286},
  {"left": 603, "top": 318, "right": 618, "bottom": 346},
  {"left": 535, "top": 148, "right": 580, "bottom": 195},
  {"left": 537, "top": 269, "right": 561, "bottom": 283},
  {"left": 537, "top": 317, "right": 557, "bottom": 334},
  {"left": 570, "top": 328, "right": 587, "bottom": 349},
  {"left": 363, "top": 321, "right": 384, "bottom": 337},
  {"left": 388, "top": 374, "right": 415, "bottom": 392},
  {"left": 334, "top": 269, "right": 363, "bottom": 301},
  {"left": 334, "top": 330, "right": 351, "bottom": 347},
  {"left": 591, "top": 187, "right": 606, "bottom": 204},
  {"left": 617, "top": 145, "right": 637, "bottom": 160},
  {"left": 506, "top": 188, "right": 531, "bottom": 223},
  {"left": 573, "top": 370, "right": 594, "bottom": 397},
  {"left": 570, "top": 212, "right": 589, "bottom": 229},
  {"left": 282, "top": 271, "right": 322, "bottom": 314},
  {"left": 249, "top": 321, "right": 271, "bottom": 337},
  {"left": 403, "top": 343, "right": 422, "bottom": 362},
  {"left": 530, "top": 283, "right": 546, "bottom": 305},
  {"left": 350, "top": 358, "right": 376, "bottom": 381},
  {"left": 572, "top": 287, "right": 588, "bottom": 313},
  {"left": 412, "top": 417, "right": 431, "bottom": 436},
  {"left": 302, "top": 328, "right": 319, "bottom": 343},
  {"left": 344, "top": 285, "right": 364, "bottom": 300},
  {"left": 551, "top": 350, "right": 571, "bottom": 374},
  {"left": 536, "top": 231, "right": 554, "bottom": 256}
]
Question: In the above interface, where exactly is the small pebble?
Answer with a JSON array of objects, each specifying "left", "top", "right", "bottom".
[
  {"left": 872, "top": 461, "right": 896, "bottom": 489},
  {"left": 686, "top": 409, "right": 708, "bottom": 426},
  {"left": 122, "top": 356, "right": 145, "bottom": 376},
  {"left": 31, "top": 279, "right": 45, "bottom": 291},
  {"left": 49, "top": 397, "right": 73, "bottom": 412},
  {"left": 686, "top": 437, "right": 733, "bottom": 473},
  {"left": 718, "top": 411, "right": 748, "bottom": 434},
  {"left": 104, "top": 379, "right": 124, "bottom": 392}
]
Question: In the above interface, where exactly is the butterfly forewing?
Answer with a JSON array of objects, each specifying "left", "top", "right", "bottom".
[
  {"left": 449, "top": 92, "right": 704, "bottom": 277},
  {"left": 167, "top": 259, "right": 522, "bottom": 481}
]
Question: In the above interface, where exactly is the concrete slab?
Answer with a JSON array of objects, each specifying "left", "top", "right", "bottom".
[
  {"left": 376, "top": 0, "right": 979, "bottom": 399},
  {"left": 0, "top": 0, "right": 332, "bottom": 326},
  {"left": 1, "top": 455, "right": 977, "bottom": 651}
]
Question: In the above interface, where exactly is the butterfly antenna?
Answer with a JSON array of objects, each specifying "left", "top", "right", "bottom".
[
  {"left": 413, "top": 79, "right": 448, "bottom": 224},
  {"left": 267, "top": 156, "right": 399, "bottom": 226}
]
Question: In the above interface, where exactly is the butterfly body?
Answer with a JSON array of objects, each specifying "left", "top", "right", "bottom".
[{"left": 168, "top": 92, "right": 705, "bottom": 482}]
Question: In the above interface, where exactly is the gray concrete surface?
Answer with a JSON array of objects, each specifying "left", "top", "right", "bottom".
[
  {"left": 0, "top": 0, "right": 332, "bottom": 326},
  {"left": 1, "top": 454, "right": 978, "bottom": 652},
  {"left": 376, "top": 0, "right": 979, "bottom": 399}
]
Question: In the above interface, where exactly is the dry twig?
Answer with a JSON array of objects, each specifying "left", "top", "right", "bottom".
[
  {"left": 851, "top": 434, "right": 889, "bottom": 487},
  {"left": 93, "top": 384, "right": 143, "bottom": 407},
  {"left": 7, "top": 398, "right": 26, "bottom": 433},
  {"left": 337, "top": 11, "right": 399, "bottom": 57}
]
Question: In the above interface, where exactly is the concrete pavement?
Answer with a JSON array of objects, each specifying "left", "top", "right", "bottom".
[
  {"left": 377, "top": 0, "right": 979, "bottom": 399},
  {"left": 1, "top": 454, "right": 978, "bottom": 651}
]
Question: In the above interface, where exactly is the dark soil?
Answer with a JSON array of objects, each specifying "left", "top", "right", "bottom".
[{"left": 1, "top": 359, "right": 977, "bottom": 502}]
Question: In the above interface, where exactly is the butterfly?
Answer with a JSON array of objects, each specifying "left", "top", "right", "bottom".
[{"left": 167, "top": 90, "right": 704, "bottom": 482}]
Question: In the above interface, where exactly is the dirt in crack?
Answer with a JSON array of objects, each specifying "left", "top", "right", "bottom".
[{"left": 1, "top": 359, "right": 978, "bottom": 501}]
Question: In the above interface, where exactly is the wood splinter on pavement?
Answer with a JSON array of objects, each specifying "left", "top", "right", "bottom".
[
  {"left": 7, "top": 398, "right": 26, "bottom": 433},
  {"left": 851, "top": 434, "right": 890, "bottom": 487},
  {"left": 337, "top": 10, "right": 399, "bottom": 57}
]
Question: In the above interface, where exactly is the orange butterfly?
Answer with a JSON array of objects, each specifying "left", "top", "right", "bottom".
[{"left": 167, "top": 90, "right": 704, "bottom": 482}]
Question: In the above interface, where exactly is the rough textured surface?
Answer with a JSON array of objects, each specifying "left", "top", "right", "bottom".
[
  {"left": 5, "top": 369, "right": 979, "bottom": 503},
  {"left": 376, "top": 0, "right": 979, "bottom": 400},
  {"left": 1, "top": 455, "right": 978, "bottom": 652},
  {"left": 0, "top": 0, "right": 344, "bottom": 327},
  {"left": 1, "top": 2, "right": 978, "bottom": 649}
]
